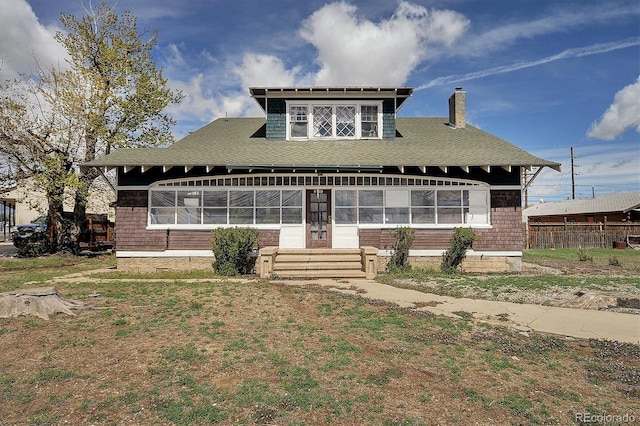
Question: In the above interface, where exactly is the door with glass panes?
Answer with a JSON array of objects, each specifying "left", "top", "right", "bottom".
[{"left": 306, "top": 190, "right": 331, "bottom": 248}]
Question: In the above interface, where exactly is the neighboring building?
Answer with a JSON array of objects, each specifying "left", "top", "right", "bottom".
[
  {"left": 83, "top": 87, "right": 560, "bottom": 275},
  {"left": 0, "top": 177, "right": 115, "bottom": 241},
  {"left": 523, "top": 192, "right": 640, "bottom": 249},
  {"left": 523, "top": 192, "right": 640, "bottom": 223},
  {"left": 1, "top": 184, "right": 45, "bottom": 230}
]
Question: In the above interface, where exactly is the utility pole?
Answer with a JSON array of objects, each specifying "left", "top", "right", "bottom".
[
  {"left": 523, "top": 169, "right": 529, "bottom": 208},
  {"left": 571, "top": 146, "right": 576, "bottom": 200}
]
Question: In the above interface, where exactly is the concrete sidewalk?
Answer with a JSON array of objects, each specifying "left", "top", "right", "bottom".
[{"left": 286, "top": 278, "right": 640, "bottom": 344}]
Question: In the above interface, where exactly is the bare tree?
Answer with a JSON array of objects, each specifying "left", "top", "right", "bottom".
[{"left": 0, "top": 1, "right": 182, "bottom": 252}]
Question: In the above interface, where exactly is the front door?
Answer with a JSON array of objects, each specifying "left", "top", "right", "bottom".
[{"left": 306, "top": 189, "right": 331, "bottom": 248}]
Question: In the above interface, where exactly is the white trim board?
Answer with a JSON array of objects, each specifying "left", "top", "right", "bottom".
[{"left": 116, "top": 249, "right": 522, "bottom": 258}]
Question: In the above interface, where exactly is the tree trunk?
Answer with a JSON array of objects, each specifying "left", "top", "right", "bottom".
[
  {"left": 47, "top": 192, "right": 65, "bottom": 253},
  {"left": 72, "top": 168, "right": 99, "bottom": 249}
]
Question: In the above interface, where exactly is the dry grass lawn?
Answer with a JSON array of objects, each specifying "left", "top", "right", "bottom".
[{"left": 0, "top": 254, "right": 638, "bottom": 425}]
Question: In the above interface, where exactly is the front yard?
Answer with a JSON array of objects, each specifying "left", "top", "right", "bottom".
[{"left": 0, "top": 250, "right": 638, "bottom": 424}]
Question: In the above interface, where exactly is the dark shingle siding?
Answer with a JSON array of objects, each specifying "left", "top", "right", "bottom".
[
  {"left": 266, "top": 99, "right": 286, "bottom": 140},
  {"left": 382, "top": 99, "right": 395, "bottom": 139}
]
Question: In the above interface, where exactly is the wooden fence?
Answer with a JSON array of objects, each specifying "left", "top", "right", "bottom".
[{"left": 527, "top": 222, "right": 640, "bottom": 249}]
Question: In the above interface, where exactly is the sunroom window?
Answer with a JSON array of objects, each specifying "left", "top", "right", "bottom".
[
  {"left": 150, "top": 189, "right": 303, "bottom": 226},
  {"left": 334, "top": 188, "right": 487, "bottom": 226},
  {"left": 287, "top": 102, "right": 381, "bottom": 140}
]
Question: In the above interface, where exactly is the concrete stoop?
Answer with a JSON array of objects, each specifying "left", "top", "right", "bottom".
[{"left": 258, "top": 247, "right": 378, "bottom": 279}]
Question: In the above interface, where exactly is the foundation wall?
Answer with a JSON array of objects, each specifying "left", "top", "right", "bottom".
[
  {"left": 377, "top": 254, "right": 521, "bottom": 274},
  {"left": 117, "top": 256, "right": 214, "bottom": 273}
]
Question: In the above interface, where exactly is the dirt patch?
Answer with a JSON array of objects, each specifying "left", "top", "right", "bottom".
[
  {"left": 523, "top": 258, "right": 633, "bottom": 275},
  {"left": 389, "top": 258, "right": 640, "bottom": 314}
]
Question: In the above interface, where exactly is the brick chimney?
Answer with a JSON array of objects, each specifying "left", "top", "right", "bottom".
[{"left": 448, "top": 87, "right": 466, "bottom": 129}]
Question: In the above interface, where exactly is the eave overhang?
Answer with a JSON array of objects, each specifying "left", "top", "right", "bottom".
[
  {"left": 81, "top": 162, "right": 560, "bottom": 175},
  {"left": 250, "top": 86, "right": 413, "bottom": 112}
]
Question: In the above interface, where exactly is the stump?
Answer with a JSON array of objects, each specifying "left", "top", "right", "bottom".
[{"left": 0, "top": 287, "right": 85, "bottom": 320}]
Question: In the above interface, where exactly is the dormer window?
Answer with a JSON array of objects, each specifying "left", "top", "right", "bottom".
[
  {"left": 287, "top": 101, "right": 381, "bottom": 140},
  {"left": 290, "top": 105, "right": 308, "bottom": 137},
  {"left": 361, "top": 105, "right": 378, "bottom": 137}
]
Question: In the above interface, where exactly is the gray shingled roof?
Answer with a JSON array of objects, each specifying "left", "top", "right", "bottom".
[
  {"left": 84, "top": 117, "right": 561, "bottom": 170},
  {"left": 523, "top": 192, "right": 640, "bottom": 218}
]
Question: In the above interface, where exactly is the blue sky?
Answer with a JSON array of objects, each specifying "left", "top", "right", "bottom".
[{"left": 1, "top": 0, "right": 638, "bottom": 203}]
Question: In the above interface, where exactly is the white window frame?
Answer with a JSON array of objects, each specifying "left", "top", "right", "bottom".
[
  {"left": 333, "top": 187, "right": 491, "bottom": 228},
  {"left": 149, "top": 188, "right": 303, "bottom": 228},
  {"left": 286, "top": 101, "right": 382, "bottom": 140},
  {"left": 148, "top": 174, "right": 491, "bottom": 230}
]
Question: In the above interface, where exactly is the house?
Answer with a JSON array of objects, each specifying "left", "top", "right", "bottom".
[
  {"left": 523, "top": 192, "right": 640, "bottom": 224},
  {"left": 1, "top": 181, "right": 48, "bottom": 240},
  {"left": 83, "top": 87, "right": 560, "bottom": 275}
]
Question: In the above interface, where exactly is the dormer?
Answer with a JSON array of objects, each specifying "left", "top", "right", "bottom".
[{"left": 250, "top": 87, "right": 413, "bottom": 141}]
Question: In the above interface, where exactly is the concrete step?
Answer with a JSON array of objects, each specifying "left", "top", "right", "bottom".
[
  {"left": 275, "top": 248, "right": 361, "bottom": 255},
  {"left": 274, "top": 261, "right": 363, "bottom": 271},
  {"left": 273, "top": 269, "right": 367, "bottom": 279},
  {"left": 275, "top": 254, "right": 362, "bottom": 263},
  {"left": 270, "top": 248, "right": 367, "bottom": 279}
]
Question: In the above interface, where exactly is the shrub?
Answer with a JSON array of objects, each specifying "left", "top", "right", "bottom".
[
  {"left": 386, "top": 227, "right": 415, "bottom": 272},
  {"left": 577, "top": 249, "right": 593, "bottom": 263},
  {"left": 441, "top": 227, "right": 477, "bottom": 274},
  {"left": 210, "top": 227, "right": 259, "bottom": 276},
  {"left": 608, "top": 256, "right": 621, "bottom": 266}
]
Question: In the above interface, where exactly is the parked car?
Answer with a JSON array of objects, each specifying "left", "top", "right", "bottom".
[
  {"left": 12, "top": 215, "right": 48, "bottom": 248},
  {"left": 12, "top": 214, "right": 115, "bottom": 252}
]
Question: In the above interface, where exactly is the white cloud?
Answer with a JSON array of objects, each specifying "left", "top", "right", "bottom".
[
  {"left": 0, "top": 0, "right": 67, "bottom": 79},
  {"left": 164, "top": 0, "right": 469, "bottom": 131},
  {"left": 167, "top": 74, "right": 236, "bottom": 122},
  {"left": 232, "top": 54, "right": 302, "bottom": 88},
  {"left": 299, "top": 1, "right": 469, "bottom": 86},
  {"left": 166, "top": 43, "right": 187, "bottom": 67},
  {"left": 587, "top": 76, "right": 640, "bottom": 141}
]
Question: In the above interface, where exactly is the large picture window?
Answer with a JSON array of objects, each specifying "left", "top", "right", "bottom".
[
  {"left": 288, "top": 102, "right": 381, "bottom": 140},
  {"left": 150, "top": 189, "right": 303, "bottom": 226}
]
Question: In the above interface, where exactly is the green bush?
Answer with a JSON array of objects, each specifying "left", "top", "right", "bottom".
[
  {"left": 441, "top": 227, "right": 477, "bottom": 274},
  {"left": 577, "top": 249, "right": 593, "bottom": 263},
  {"left": 210, "top": 227, "right": 259, "bottom": 276},
  {"left": 386, "top": 227, "right": 415, "bottom": 272},
  {"left": 608, "top": 256, "right": 621, "bottom": 266}
]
